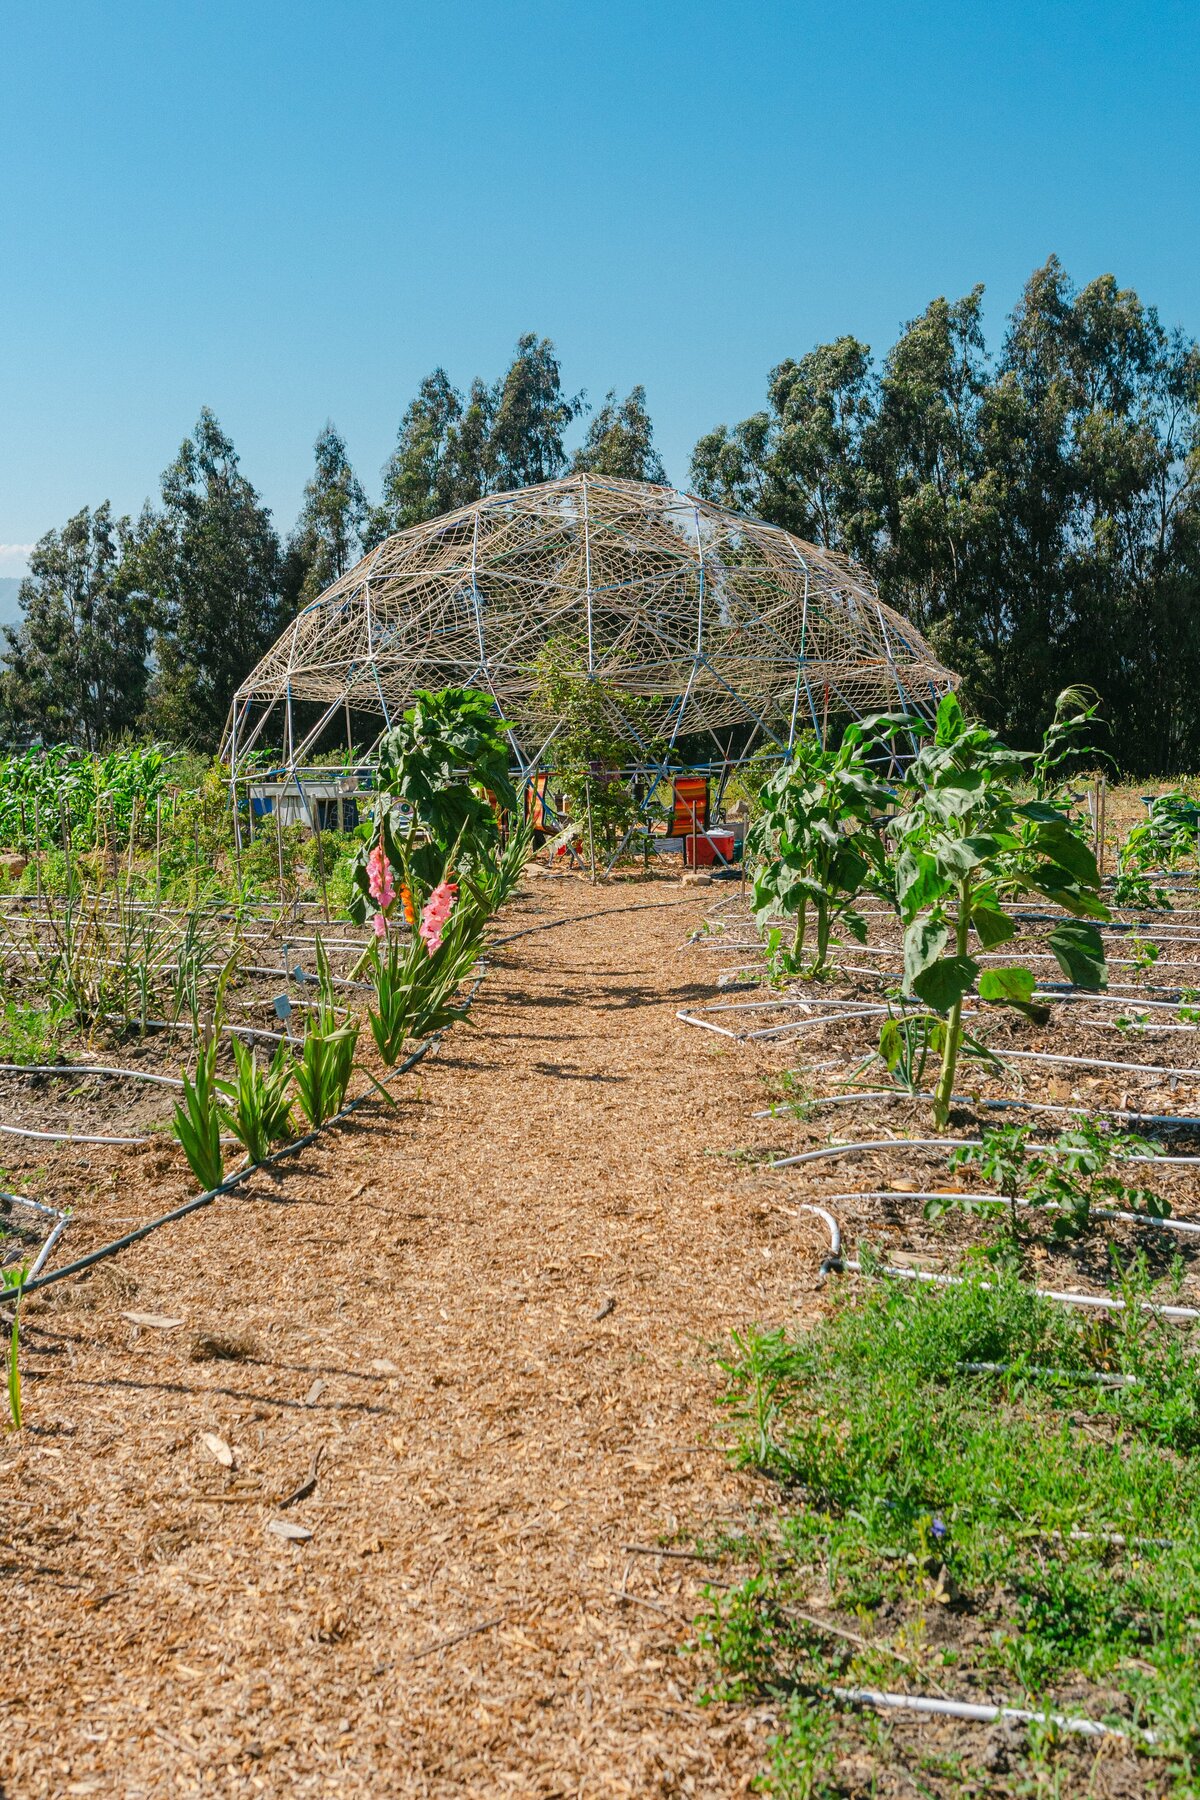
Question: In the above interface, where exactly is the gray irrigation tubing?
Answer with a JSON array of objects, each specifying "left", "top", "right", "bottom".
[
  {"left": 811, "top": 1188, "right": 1200, "bottom": 1239},
  {"left": 756, "top": 1092, "right": 1200, "bottom": 1132},
  {"left": 832, "top": 1687, "right": 1154, "bottom": 1745},
  {"left": 0, "top": 1062, "right": 185, "bottom": 1087},
  {"left": 4, "top": 969, "right": 488, "bottom": 1310},
  {"left": 0, "top": 1064, "right": 185, "bottom": 1146},
  {"left": 770, "top": 1136, "right": 1200, "bottom": 1171},
  {"left": 1001, "top": 1046, "right": 1200, "bottom": 1080},
  {"left": 4, "top": 898, "right": 700, "bottom": 1296},
  {"left": 793, "top": 1202, "right": 843, "bottom": 1269},
  {"left": 841, "top": 1257, "right": 1200, "bottom": 1321},
  {"left": 958, "top": 1361, "right": 1138, "bottom": 1388},
  {"left": 1, "top": 1192, "right": 70, "bottom": 1283}
]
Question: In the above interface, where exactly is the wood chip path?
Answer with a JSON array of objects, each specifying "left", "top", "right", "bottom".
[{"left": 2, "top": 879, "right": 818, "bottom": 1798}]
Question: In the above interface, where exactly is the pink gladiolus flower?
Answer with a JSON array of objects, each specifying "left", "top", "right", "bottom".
[
  {"left": 418, "top": 880, "right": 457, "bottom": 955},
  {"left": 367, "top": 840, "right": 396, "bottom": 910},
  {"left": 373, "top": 911, "right": 388, "bottom": 939}
]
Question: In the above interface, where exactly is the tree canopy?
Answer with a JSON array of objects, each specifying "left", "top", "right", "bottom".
[
  {"left": 4, "top": 276, "right": 1200, "bottom": 773},
  {"left": 691, "top": 259, "right": 1200, "bottom": 772}
]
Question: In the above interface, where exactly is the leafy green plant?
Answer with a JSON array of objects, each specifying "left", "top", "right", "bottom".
[
  {"left": 172, "top": 1033, "right": 226, "bottom": 1192},
  {"left": 216, "top": 1037, "right": 293, "bottom": 1165},
  {"left": 291, "top": 938, "right": 392, "bottom": 1126},
  {"left": 889, "top": 692, "right": 1108, "bottom": 1128},
  {"left": 862, "top": 993, "right": 1002, "bottom": 1096},
  {"left": 528, "top": 638, "right": 664, "bottom": 866},
  {"left": 760, "top": 1696, "right": 839, "bottom": 1800},
  {"left": 749, "top": 721, "right": 899, "bottom": 976},
  {"left": 367, "top": 911, "right": 481, "bottom": 1067},
  {"left": 704, "top": 1268, "right": 1200, "bottom": 1774},
  {"left": 348, "top": 686, "right": 518, "bottom": 921},
  {"left": 462, "top": 815, "right": 533, "bottom": 914},
  {"left": 0, "top": 997, "right": 72, "bottom": 1063},
  {"left": 3, "top": 1264, "right": 25, "bottom": 1429},
  {"left": 939, "top": 1120, "right": 1168, "bottom": 1242}
]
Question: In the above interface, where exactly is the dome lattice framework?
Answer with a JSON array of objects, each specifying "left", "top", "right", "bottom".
[{"left": 223, "top": 474, "right": 957, "bottom": 775}]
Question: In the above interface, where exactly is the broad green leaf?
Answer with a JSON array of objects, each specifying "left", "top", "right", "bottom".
[
  {"left": 971, "top": 902, "right": 1016, "bottom": 948},
  {"left": 933, "top": 837, "right": 984, "bottom": 878},
  {"left": 1048, "top": 919, "right": 1107, "bottom": 989},
  {"left": 1033, "top": 825, "right": 1101, "bottom": 888},
  {"left": 895, "top": 848, "right": 946, "bottom": 915},
  {"left": 934, "top": 692, "right": 966, "bottom": 745},
  {"left": 1025, "top": 875, "right": 1110, "bottom": 920},
  {"left": 978, "top": 965, "right": 1036, "bottom": 1004},
  {"left": 912, "top": 954, "right": 979, "bottom": 1014},
  {"left": 903, "top": 915, "right": 949, "bottom": 989}
]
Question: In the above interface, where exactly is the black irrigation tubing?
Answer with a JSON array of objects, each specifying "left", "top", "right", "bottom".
[{"left": 4, "top": 970, "right": 489, "bottom": 1310}]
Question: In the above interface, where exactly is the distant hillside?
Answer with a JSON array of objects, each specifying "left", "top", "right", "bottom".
[{"left": 0, "top": 577, "right": 22, "bottom": 629}]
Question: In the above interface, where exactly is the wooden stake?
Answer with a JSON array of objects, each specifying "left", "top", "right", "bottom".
[{"left": 585, "top": 779, "right": 597, "bottom": 884}]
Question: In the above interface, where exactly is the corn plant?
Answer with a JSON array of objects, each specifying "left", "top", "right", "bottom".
[
  {"left": 172, "top": 1032, "right": 226, "bottom": 1192},
  {"left": 749, "top": 721, "right": 900, "bottom": 977},
  {"left": 216, "top": 1038, "right": 293, "bottom": 1165},
  {"left": 890, "top": 693, "right": 1107, "bottom": 1129}
]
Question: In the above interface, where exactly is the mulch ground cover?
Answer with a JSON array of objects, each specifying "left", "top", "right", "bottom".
[
  {"left": 3, "top": 873, "right": 1196, "bottom": 1796},
  {"left": 0, "top": 875, "right": 808, "bottom": 1799}
]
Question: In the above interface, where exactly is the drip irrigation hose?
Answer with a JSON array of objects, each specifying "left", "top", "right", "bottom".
[
  {"left": 769, "top": 1136, "right": 1200, "bottom": 1171},
  {"left": 831, "top": 1687, "right": 1154, "bottom": 1744},
  {"left": 805, "top": 1188, "right": 1200, "bottom": 1239},
  {"left": 754, "top": 1092, "right": 1200, "bottom": 1132},
  {"left": 3, "top": 970, "right": 488, "bottom": 1309},
  {"left": 792, "top": 1202, "right": 843, "bottom": 1273},
  {"left": 841, "top": 1258, "right": 1200, "bottom": 1320},
  {"left": 0, "top": 1063, "right": 184, "bottom": 1087},
  {"left": 6, "top": 893, "right": 706, "bottom": 1301}
]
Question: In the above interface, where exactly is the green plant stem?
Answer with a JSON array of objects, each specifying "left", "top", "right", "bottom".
[
  {"left": 933, "top": 874, "right": 971, "bottom": 1130},
  {"left": 792, "top": 900, "right": 807, "bottom": 965}
]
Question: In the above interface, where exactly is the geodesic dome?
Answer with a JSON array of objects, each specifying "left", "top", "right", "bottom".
[{"left": 223, "top": 474, "right": 956, "bottom": 773}]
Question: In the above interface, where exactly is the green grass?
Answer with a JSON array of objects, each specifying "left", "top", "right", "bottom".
[
  {"left": 0, "top": 997, "right": 72, "bottom": 1062},
  {"left": 700, "top": 1259, "right": 1200, "bottom": 1793}
]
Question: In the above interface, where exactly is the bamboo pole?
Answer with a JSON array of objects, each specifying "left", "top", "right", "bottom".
[{"left": 585, "top": 779, "right": 597, "bottom": 885}]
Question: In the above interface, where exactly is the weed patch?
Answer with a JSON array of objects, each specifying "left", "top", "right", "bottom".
[{"left": 700, "top": 1267, "right": 1200, "bottom": 1792}]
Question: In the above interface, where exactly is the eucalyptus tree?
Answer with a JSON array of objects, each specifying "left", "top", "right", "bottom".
[
  {"left": 572, "top": 386, "right": 666, "bottom": 482},
  {"left": 281, "top": 423, "right": 368, "bottom": 608},
  {"left": 138, "top": 408, "right": 282, "bottom": 747},
  {"left": 691, "top": 336, "right": 874, "bottom": 548},
  {"left": 0, "top": 503, "right": 150, "bottom": 747}
]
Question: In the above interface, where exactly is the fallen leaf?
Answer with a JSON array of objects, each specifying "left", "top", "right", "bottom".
[
  {"left": 267, "top": 1519, "right": 312, "bottom": 1542},
  {"left": 888, "top": 1179, "right": 921, "bottom": 1194},
  {"left": 200, "top": 1432, "right": 233, "bottom": 1468},
  {"left": 369, "top": 1358, "right": 401, "bottom": 1376},
  {"left": 122, "top": 1312, "right": 184, "bottom": 1330}
]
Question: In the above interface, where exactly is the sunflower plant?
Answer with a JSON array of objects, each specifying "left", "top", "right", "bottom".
[{"left": 890, "top": 693, "right": 1108, "bottom": 1129}]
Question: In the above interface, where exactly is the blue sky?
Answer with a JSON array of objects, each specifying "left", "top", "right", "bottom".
[{"left": 1, "top": 0, "right": 1197, "bottom": 579}]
